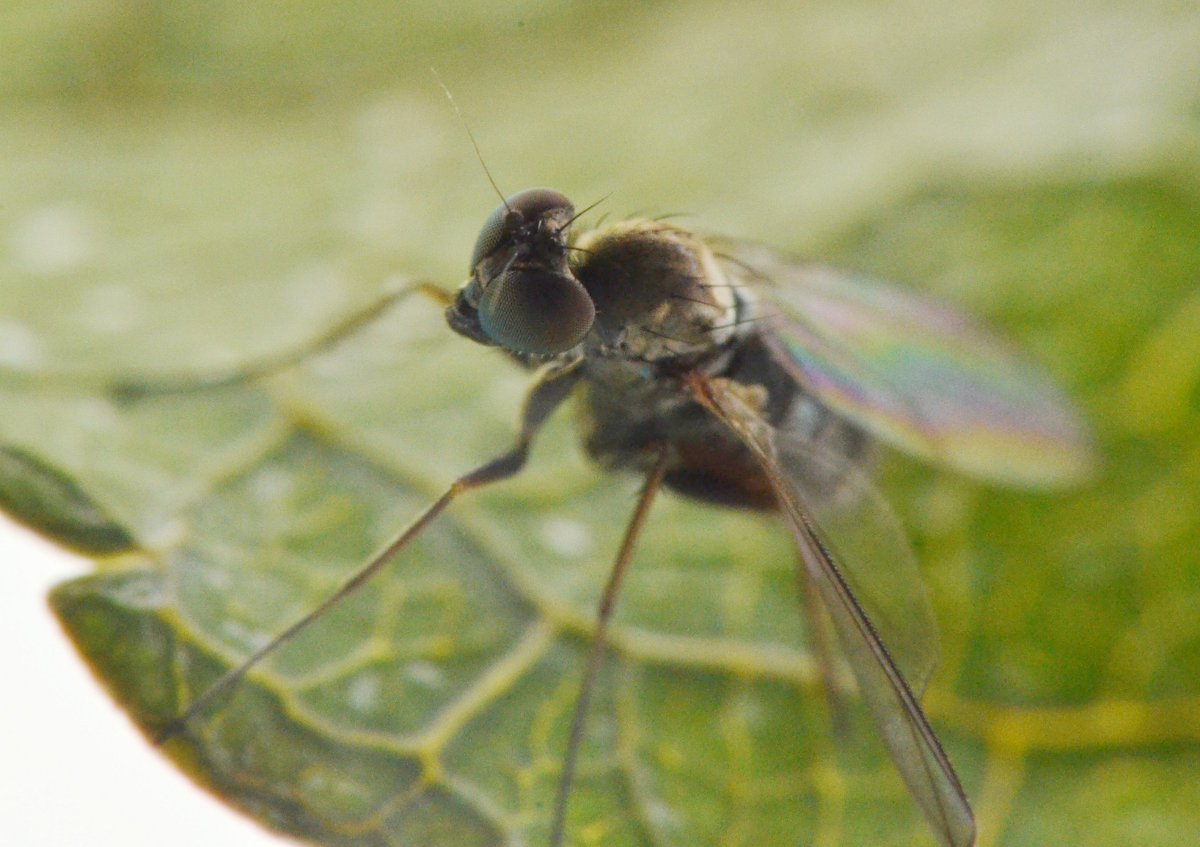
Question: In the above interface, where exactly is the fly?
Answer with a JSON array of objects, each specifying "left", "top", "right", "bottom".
[{"left": 156, "top": 187, "right": 1094, "bottom": 847}]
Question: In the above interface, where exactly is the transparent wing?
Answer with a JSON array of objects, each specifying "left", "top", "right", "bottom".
[
  {"left": 720, "top": 244, "right": 1093, "bottom": 487},
  {"left": 689, "top": 373, "right": 975, "bottom": 847},
  {"left": 776, "top": 427, "right": 937, "bottom": 692}
]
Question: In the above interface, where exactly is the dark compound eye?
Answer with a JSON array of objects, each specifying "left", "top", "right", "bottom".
[
  {"left": 478, "top": 266, "right": 595, "bottom": 355},
  {"left": 470, "top": 187, "right": 574, "bottom": 272}
]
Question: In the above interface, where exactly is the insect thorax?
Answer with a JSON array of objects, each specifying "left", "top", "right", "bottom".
[
  {"left": 572, "top": 220, "right": 745, "bottom": 362},
  {"left": 570, "top": 220, "right": 871, "bottom": 510}
]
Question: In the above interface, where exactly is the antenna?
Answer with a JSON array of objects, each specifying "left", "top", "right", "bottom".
[
  {"left": 431, "top": 68, "right": 509, "bottom": 210},
  {"left": 563, "top": 192, "right": 612, "bottom": 230}
]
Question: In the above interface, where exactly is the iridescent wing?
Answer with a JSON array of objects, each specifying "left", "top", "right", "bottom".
[
  {"left": 718, "top": 245, "right": 1093, "bottom": 487},
  {"left": 688, "top": 373, "right": 976, "bottom": 847}
]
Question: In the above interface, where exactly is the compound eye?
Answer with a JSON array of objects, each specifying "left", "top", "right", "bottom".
[
  {"left": 469, "top": 188, "right": 574, "bottom": 272},
  {"left": 469, "top": 203, "right": 514, "bottom": 272},
  {"left": 507, "top": 187, "right": 573, "bottom": 222},
  {"left": 478, "top": 268, "right": 594, "bottom": 355}
]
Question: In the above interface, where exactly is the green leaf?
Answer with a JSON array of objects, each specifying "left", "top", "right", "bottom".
[
  {"left": 5, "top": 2, "right": 1200, "bottom": 845},
  {"left": 0, "top": 444, "right": 134, "bottom": 555}
]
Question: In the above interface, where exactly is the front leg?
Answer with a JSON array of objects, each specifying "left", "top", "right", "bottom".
[{"left": 157, "top": 357, "right": 585, "bottom": 741}]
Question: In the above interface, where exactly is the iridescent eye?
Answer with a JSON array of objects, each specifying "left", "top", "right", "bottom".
[
  {"left": 478, "top": 266, "right": 595, "bottom": 355},
  {"left": 469, "top": 187, "right": 574, "bottom": 271}
]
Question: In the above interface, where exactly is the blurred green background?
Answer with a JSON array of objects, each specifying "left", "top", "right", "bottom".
[{"left": 2, "top": 2, "right": 1199, "bottom": 846}]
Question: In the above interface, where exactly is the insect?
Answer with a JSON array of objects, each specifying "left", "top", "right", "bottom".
[{"left": 158, "top": 186, "right": 1093, "bottom": 847}]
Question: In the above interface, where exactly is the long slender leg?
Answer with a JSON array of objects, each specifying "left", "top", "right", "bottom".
[
  {"left": 689, "top": 373, "right": 974, "bottom": 846},
  {"left": 794, "top": 554, "right": 850, "bottom": 736},
  {"left": 155, "top": 358, "right": 584, "bottom": 744},
  {"left": 548, "top": 446, "right": 670, "bottom": 847},
  {"left": 111, "top": 282, "right": 452, "bottom": 399}
]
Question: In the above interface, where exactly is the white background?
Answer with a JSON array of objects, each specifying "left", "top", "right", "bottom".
[{"left": 0, "top": 514, "right": 287, "bottom": 846}]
